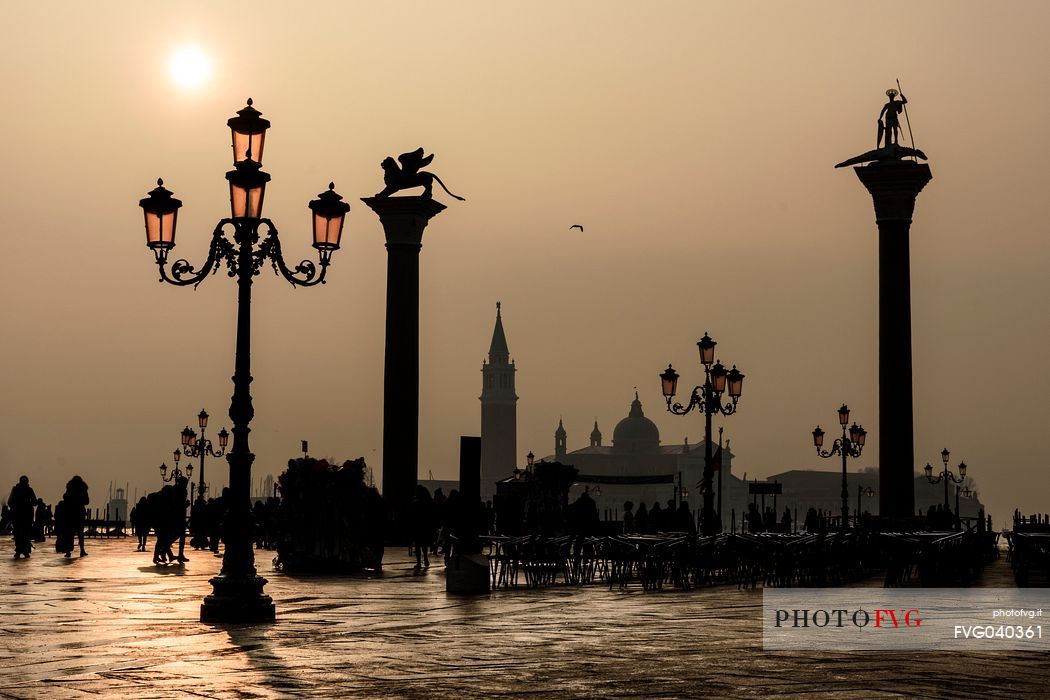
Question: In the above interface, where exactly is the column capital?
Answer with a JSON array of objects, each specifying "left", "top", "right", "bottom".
[
  {"left": 854, "top": 160, "right": 933, "bottom": 223},
  {"left": 362, "top": 196, "right": 446, "bottom": 249}
]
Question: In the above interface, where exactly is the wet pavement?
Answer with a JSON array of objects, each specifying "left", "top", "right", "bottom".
[{"left": 0, "top": 537, "right": 1046, "bottom": 698}]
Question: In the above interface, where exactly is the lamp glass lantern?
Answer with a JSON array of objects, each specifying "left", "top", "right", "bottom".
[
  {"left": 941, "top": 448, "right": 950, "bottom": 466},
  {"left": 838, "top": 404, "right": 850, "bottom": 427},
  {"left": 173, "top": 449, "right": 181, "bottom": 464},
  {"left": 217, "top": 427, "right": 229, "bottom": 449},
  {"left": 726, "top": 365, "right": 744, "bottom": 399},
  {"left": 139, "top": 179, "right": 182, "bottom": 252},
  {"left": 308, "top": 183, "right": 350, "bottom": 257},
  {"left": 958, "top": 461, "right": 967, "bottom": 478},
  {"left": 812, "top": 425, "right": 825, "bottom": 449},
  {"left": 181, "top": 427, "right": 194, "bottom": 446},
  {"left": 660, "top": 365, "right": 679, "bottom": 399},
  {"left": 227, "top": 99, "right": 270, "bottom": 166},
  {"left": 856, "top": 426, "right": 867, "bottom": 447},
  {"left": 527, "top": 451, "right": 535, "bottom": 468},
  {"left": 696, "top": 333, "right": 716, "bottom": 366},
  {"left": 849, "top": 422, "right": 861, "bottom": 444},
  {"left": 160, "top": 462, "right": 168, "bottom": 476},
  {"left": 924, "top": 462, "right": 933, "bottom": 478},
  {"left": 198, "top": 409, "right": 209, "bottom": 429},
  {"left": 225, "top": 159, "right": 270, "bottom": 219},
  {"left": 709, "top": 361, "right": 728, "bottom": 393}
]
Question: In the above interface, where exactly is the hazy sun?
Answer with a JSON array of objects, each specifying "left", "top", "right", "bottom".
[{"left": 169, "top": 46, "right": 211, "bottom": 88}]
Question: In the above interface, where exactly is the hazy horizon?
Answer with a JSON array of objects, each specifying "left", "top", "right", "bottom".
[{"left": 2, "top": 2, "right": 1049, "bottom": 525}]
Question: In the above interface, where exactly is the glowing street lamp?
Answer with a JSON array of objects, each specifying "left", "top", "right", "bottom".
[
  {"left": 812, "top": 404, "right": 867, "bottom": 530},
  {"left": 137, "top": 99, "right": 348, "bottom": 623},
  {"left": 660, "top": 332, "right": 744, "bottom": 535}
]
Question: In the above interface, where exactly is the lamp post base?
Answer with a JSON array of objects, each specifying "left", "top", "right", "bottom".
[{"left": 200, "top": 574, "right": 276, "bottom": 623}]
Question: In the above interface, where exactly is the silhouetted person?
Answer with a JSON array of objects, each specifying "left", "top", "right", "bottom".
[
  {"left": 780, "top": 507, "right": 792, "bottom": 533},
  {"left": 32, "top": 498, "right": 49, "bottom": 542},
  {"left": 804, "top": 507, "right": 818, "bottom": 533},
  {"left": 622, "top": 501, "right": 635, "bottom": 534},
  {"left": 570, "top": 489, "right": 600, "bottom": 536},
  {"left": 409, "top": 485, "right": 435, "bottom": 569},
  {"left": 635, "top": 502, "right": 649, "bottom": 534},
  {"left": 650, "top": 502, "right": 664, "bottom": 532},
  {"left": 54, "top": 499, "right": 74, "bottom": 556},
  {"left": 63, "top": 476, "right": 90, "bottom": 556},
  {"left": 209, "top": 489, "right": 230, "bottom": 554},
  {"left": 763, "top": 506, "right": 776, "bottom": 532},
  {"left": 432, "top": 488, "right": 447, "bottom": 554},
  {"left": 131, "top": 497, "right": 149, "bottom": 551},
  {"left": 746, "top": 503, "right": 763, "bottom": 533},
  {"left": 8, "top": 476, "right": 36, "bottom": 558},
  {"left": 676, "top": 501, "right": 694, "bottom": 534},
  {"left": 172, "top": 477, "right": 189, "bottom": 562}
]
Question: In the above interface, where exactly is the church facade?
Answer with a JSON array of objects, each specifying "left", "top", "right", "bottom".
[{"left": 543, "top": 393, "right": 749, "bottom": 529}]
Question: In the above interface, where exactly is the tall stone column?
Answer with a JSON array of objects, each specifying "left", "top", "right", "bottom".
[
  {"left": 853, "top": 160, "right": 932, "bottom": 521},
  {"left": 362, "top": 196, "right": 446, "bottom": 529}
]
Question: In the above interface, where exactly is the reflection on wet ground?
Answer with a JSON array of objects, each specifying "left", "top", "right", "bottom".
[{"left": 0, "top": 538, "right": 1045, "bottom": 698}]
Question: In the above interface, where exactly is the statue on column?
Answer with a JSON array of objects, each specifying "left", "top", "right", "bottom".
[
  {"left": 835, "top": 87, "right": 927, "bottom": 168},
  {"left": 877, "top": 88, "right": 907, "bottom": 149},
  {"left": 375, "top": 148, "right": 466, "bottom": 201}
]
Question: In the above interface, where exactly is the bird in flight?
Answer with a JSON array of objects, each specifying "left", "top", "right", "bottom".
[{"left": 569, "top": 224, "right": 584, "bottom": 231}]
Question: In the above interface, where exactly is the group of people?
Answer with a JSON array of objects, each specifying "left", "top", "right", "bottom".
[
  {"left": 130, "top": 477, "right": 193, "bottom": 564},
  {"left": 746, "top": 504, "right": 793, "bottom": 533},
  {"left": 5, "top": 475, "right": 90, "bottom": 558},
  {"left": 622, "top": 499, "right": 696, "bottom": 535}
]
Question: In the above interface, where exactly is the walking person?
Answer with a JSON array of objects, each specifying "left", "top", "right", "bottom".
[
  {"left": 62, "top": 476, "right": 90, "bottom": 557},
  {"left": 409, "top": 485, "right": 435, "bottom": 570},
  {"left": 8, "top": 476, "right": 36, "bottom": 558}
]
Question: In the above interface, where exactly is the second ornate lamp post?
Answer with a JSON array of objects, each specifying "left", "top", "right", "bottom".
[
  {"left": 924, "top": 447, "right": 967, "bottom": 514},
  {"left": 812, "top": 404, "right": 867, "bottom": 530},
  {"left": 161, "top": 455, "right": 192, "bottom": 483},
  {"left": 660, "top": 332, "right": 744, "bottom": 535},
  {"left": 181, "top": 409, "right": 229, "bottom": 505},
  {"left": 138, "top": 99, "right": 350, "bottom": 623}
]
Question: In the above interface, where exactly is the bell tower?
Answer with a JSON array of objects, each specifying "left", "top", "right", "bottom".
[{"left": 480, "top": 302, "right": 517, "bottom": 501}]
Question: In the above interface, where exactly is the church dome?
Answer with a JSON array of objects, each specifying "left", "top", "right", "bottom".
[{"left": 612, "top": 393, "right": 660, "bottom": 453}]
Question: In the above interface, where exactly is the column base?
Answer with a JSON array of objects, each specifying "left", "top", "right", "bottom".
[{"left": 200, "top": 574, "right": 276, "bottom": 623}]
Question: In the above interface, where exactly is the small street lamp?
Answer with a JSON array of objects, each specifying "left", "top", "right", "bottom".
[
  {"left": 660, "top": 332, "right": 744, "bottom": 535},
  {"left": 812, "top": 404, "right": 867, "bottom": 530},
  {"left": 138, "top": 99, "right": 349, "bottom": 623},
  {"left": 160, "top": 456, "right": 192, "bottom": 483},
  {"left": 180, "top": 409, "right": 228, "bottom": 506},
  {"left": 924, "top": 448, "right": 967, "bottom": 525}
]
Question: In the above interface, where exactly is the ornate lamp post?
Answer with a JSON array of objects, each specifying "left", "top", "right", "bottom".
[
  {"left": 660, "top": 332, "right": 744, "bottom": 535},
  {"left": 160, "top": 455, "right": 192, "bottom": 483},
  {"left": 924, "top": 447, "right": 967, "bottom": 516},
  {"left": 180, "top": 409, "right": 229, "bottom": 505},
  {"left": 812, "top": 404, "right": 867, "bottom": 530},
  {"left": 137, "top": 99, "right": 350, "bottom": 623}
]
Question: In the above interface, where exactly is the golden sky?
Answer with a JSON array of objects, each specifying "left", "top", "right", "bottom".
[{"left": 1, "top": 2, "right": 1048, "bottom": 522}]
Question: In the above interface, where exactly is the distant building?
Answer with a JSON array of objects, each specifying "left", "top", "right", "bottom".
[
  {"left": 542, "top": 392, "right": 748, "bottom": 529},
  {"left": 107, "top": 486, "right": 128, "bottom": 524},
  {"left": 480, "top": 303, "right": 517, "bottom": 502}
]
